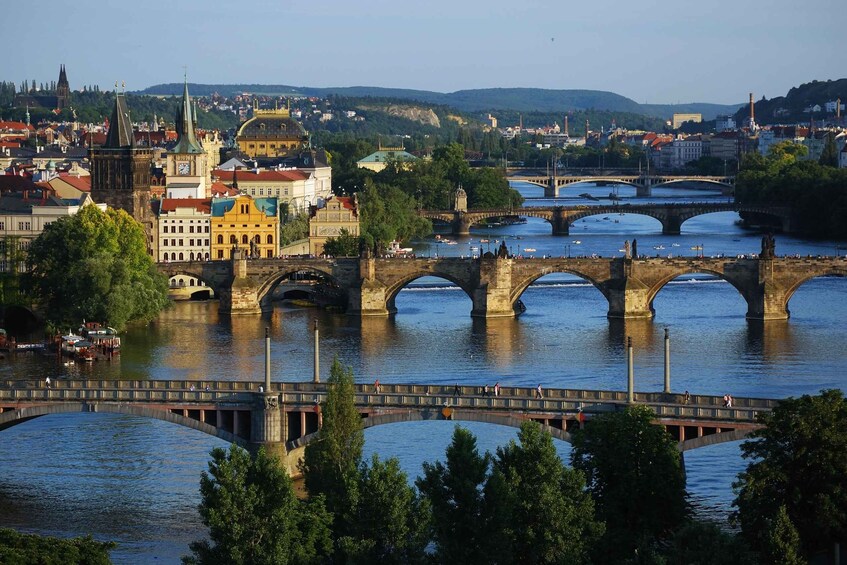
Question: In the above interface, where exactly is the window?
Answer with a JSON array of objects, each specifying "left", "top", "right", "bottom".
[
  {"left": 162, "top": 239, "right": 168, "bottom": 247},
  {"left": 171, "top": 239, "right": 176, "bottom": 247},
  {"left": 217, "top": 250, "right": 224, "bottom": 259},
  {"left": 230, "top": 235, "right": 237, "bottom": 244},
  {"left": 189, "top": 253, "right": 195, "bottom": 261},
  {"left": 205, "top": 239, "right": 209, "bottom": 246},
  {"left": 254, "top": 235, "right": 261, "bottom": 243},
  {"left": 0, "top": 222, "right": 5, "bottom": 230},
  {"left": 189, "top": 239, "right": 194, "bottom": 246},
  {"left": 163, "top": 225, "right": 168, "bottom": 233},
  {"left": 189, "top": 226, "right": 194, "bottom": 233},
  {"left": 267, "top": 250, "right": 273, "bottom": 258},
  {"left": 267, "top": 234, "right": 273, "bottom": 244},
  {"left": 217, "top": 235, "right": 223, "bottom": 244},
  {"left": 178, "top": 226, "right": 183, "bottom": 233},
  {"left": 204, "top": 226, "right": 209, "bottom": 233},
  {"left": 242, "top": 235, "right": 248, "bottom": 245},
  {"left": 179, "top": 239, "right": 183, "bottom": 246},
  {"left": 178, "top": 252, "right": 184, "bottom": 261}
]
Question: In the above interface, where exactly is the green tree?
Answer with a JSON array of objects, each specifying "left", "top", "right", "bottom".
[
  {"left": 279, "top": 212, "right": 309, "bottom": 246},
  {"left": 819, "top": 132, "right": 839, "bottom": 167},
  {"left": 321, "top": 229, "right": 361, "bottom": 257},
  {"left": 763, "top": 505, "right": 806, "bottom": 565},
  {"left": 484, "top": 421, "right": 603, "bottom": 564},
  {"left": 184, "top": 445, "right": 332, "bottom": 565},
  {"left": 416, "top": 426, "right": 491, "bottom": 562},
  {"left": 358, "top": 180, "right": 431, "bottom": 249},
  {"left": 662, "top": 520, "right": 756, "bottom": 565},
  {"left": 571, "top": 405, "right": 688, "bottom": 561},
  {"left": 25, "top": 205, "right": 168, "bottom": 331},
  {"left": 0, "top": 528, "right": 115, "bottom": 565},
  {"left": 340, "top": 454, "right": 430, "bottom": 564},
  {"left": 733, "top": 389, "right": 847, "bottom": 560},
  {"left": 301, "top": 357, "right": 364, "bottom": 537}
]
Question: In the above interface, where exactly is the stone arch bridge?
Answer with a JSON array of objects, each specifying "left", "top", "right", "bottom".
[
  {"left": 1, "top": 379, "right": 774, "bottom": 476},
  {"left": 508, "top": 174, "right": 736, "bottom": 198},
  {"left": 157, "top": 252, "right": 845, "bottom": 321},
  {"left": 419, "top": 202, "right": 791, "bottom": 236}
]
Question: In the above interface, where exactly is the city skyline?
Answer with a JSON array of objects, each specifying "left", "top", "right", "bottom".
[{"left": 3, "top": 0, "right": 844, "bottom": 106}]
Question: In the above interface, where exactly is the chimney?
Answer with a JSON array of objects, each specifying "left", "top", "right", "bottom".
[{"left": 564, "top": 115, "right": 569, "bottom": 137}]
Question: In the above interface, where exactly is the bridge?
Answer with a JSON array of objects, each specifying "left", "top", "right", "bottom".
[
  {"left": 419, "top": 202, "right": 791, "bottom": 236},
  {"left": 0, "top": 379, "right": 773, "bottom": 476},
  {"left": 508, "top": 173, "right": 736, "bottom": 198},
  {"left": 158, "top": 250, "right": 846, "bottom": 320}
]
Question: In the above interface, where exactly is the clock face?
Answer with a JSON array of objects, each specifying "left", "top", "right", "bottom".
[{"left": 177, "top": 162, "right": 190, "bottom": 175}]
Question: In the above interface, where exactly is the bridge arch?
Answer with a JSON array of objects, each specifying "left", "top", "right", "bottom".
[
  {"left": 0, "top": 403, "right": 247, "bottom": 447},
  {"left": 646, "top": 268, "right": 749, "bottom": 313},
  {"left": 781, "top": 269, "right": 847, "bottom": 314},
  {"left": 255, "top": 265, "right": 343, "bottom": 305},
  {"left": 653, "top": 179, "right": 732, "bottom": 190},
  {"left": 510, "top": 269, "right": 609, "bottom": 310},
  {"left": 384, "top": 272, "right": 476, "bottom": 314},
  {"left": 162, "top": 268, "right": 221, "bottom": 296}
]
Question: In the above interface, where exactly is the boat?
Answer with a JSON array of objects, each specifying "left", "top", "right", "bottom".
[
  {"left": 78, "top": 322, "right": 121, "bottom": 355},
  {"left": 671, "top": 243, "right": 680, "bottom": 247},
  {"left": 386, "top": 240, "right": 413, "bottom": 257},
  {"left": 479, "top": 239, "right": 489, "bottom": 243},
  {"left": 446, "top": 241, "right": 458, "bottom": 245},
  {"left": 523, "top": 248, "right": 536, "bottom": 253},
  {"left": 572, "top": 240, "right": 582, "bottom": 244},
  {"left": 579, "top": 193, "right": 600, "bottom": 201},
  {"left": 653, "top": 245, "right": 665, "bottom": 250}
]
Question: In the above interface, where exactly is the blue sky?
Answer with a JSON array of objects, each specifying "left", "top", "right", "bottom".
[{"left": 4, "top": 0, "right": 843, "bottom": 105}]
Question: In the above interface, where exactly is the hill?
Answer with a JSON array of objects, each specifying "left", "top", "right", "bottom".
[
  {"left": 732, "top": 78, "right": 847, "bottom": 124},
  {"left": 136, "top": 84, "right": 742, "bottom": 120}
]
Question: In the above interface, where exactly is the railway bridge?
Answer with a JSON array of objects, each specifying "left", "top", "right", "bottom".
[
  {"left": 157, "top": 252, "right": 846, "bottom": 320},
  {"left": 0, "top": 379, "right": 773, "bottom": 476},
  {"left": 507, "top": 173, "right": 736, "bottom": 198},
  {"left": 418, "top": 202, "right": 791, "bottom": 236}
]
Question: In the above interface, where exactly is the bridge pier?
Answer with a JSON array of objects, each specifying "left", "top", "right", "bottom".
[
  {"left": 661, "top": 214, "right": 682, "bottom": 236},
  {"left": 451, "top": 213, "right": 471, "bottom": 236},
  {"left": 544, "top": 177, "right": 559, "bottom": 198},
  {"left": 605, "top": 261, "right": 655, "bottom": 319},
  {"left": 471, "top": 255, "right": 517, "bottom": 318},
  {"left": 636, "top": 179, "right": 652, "bottom": 198},
  {"left": 218, "top": 250, "right": 264, "bottom": 315},
  {"left": 347, "top": 257, "right": 392, "bottom": 316},
  {"left": 743, "top": 259, "right": 790, "bottom": 320},
  {"left": 551, "top": 207, "right": 570, "bottom": 236}
]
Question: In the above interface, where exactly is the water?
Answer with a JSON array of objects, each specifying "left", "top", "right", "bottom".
[{"left": 1, "top": 182, "right": 845, "bottom": 563}]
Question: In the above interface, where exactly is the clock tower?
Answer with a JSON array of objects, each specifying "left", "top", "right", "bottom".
[{"left": 165, "top": 79, "right": 207, "bottom": 198}]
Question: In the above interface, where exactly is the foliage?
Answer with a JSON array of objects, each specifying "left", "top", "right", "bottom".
[
  {"left": 735, "top": 144, "right": 847, "bottom": 238},
  {"left": 733, "top": 389, "right": 847, "bottom": 559},
  {"left": 0, "top": 528, "right": 115, "bottom": 565},
  {"left": 416, "top": 426, "right": 491, "bottom": 562},
  {"left": 24, "top": 205, "right": 169, "bottom": 331},
  {"left": 301, "top": 357, "right": 364, "bottom": 537},
  {"left": 357, "top": 180, "right": 432, "bottom": 249},
  {"left": 184, "top": 445, "right": 331, "bottom": 565},
  {"left": 661, "top": 521, "right": 756, "bottom": 565},
  {"left": 321, "top": 229, "right": 361, "bottom": 257},
  {"left": 571, "top": 405, "right": 688, "bottom": 561},
  {"left": 484, "top": 421, "right": 603, "bottom": 564},
  {"left": 339, "top": 454, "right": 430, "bottom": 564},
  {"left": 278, "top": 212, "right": 309, "bottom": 247},
  {"left": 763, "top": 505, "right": 806, "bottom": 565}
]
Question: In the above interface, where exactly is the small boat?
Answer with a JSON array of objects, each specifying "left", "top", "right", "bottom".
[
  {"left": 446, "top": 241, "right": 458, "bottom": 245},
  {"left": 479, "top": 239, "right": 489, "bottom": 243},
  {"left": 523, "top": 248, "right": 536, "bottom": 253},
  {"left": 579, "top": 193, "right": 599, "bottom": 201},
  {"left": 671, "top": 243, "right": 680, "bottom": 247},
  {"left": 653, "top": 245, "right": 665, "bottom": 250},
  {"left": 572, "top": 240, "right": 582, "bottom": 244},
  {"left": 691, "top": 245, "right": 703, "bottom": 250},
  {"left": 603, "top": 216, "right": 610, "bottom": 220},
  {"left": 387, "top": 241, "right": 413, "bottom": 256}
]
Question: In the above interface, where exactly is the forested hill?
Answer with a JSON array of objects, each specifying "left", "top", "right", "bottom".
[
  {"left": 136, "top": 84, "right": 742, "bottom": 120},
  {"left": 732, "top": 78, "right": 847, "bottom": 124}
]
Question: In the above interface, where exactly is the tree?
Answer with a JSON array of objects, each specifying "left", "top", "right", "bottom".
[
  {"left": 484, "top": 421, "right": 603, "bottom": 564},
  {"left": 25, "top": 205, "right": 169, "bottom": 331},
  {"left": 571, "top": 405, "right": 688, "bottom": 561},
  {"left": 819, "top": 132, "right": 839, "bottom": 167},
  {"left": 321, "top": 229, "right": 361, "bottom": 257},
  {"left": 662, "top": 520, "right": 756, "bottom": 565},
  {"left": 416, "top": 426, "right": 491, "bottom": 562},
  {"left": 340, "top": 454, "right": 430, "bottom": 564},
  {"left": 0, "top": 528, "right": 115, "bottom": 565},
  {"left": 184, "top": 445, "right": 332, "bottom": 565},
  {"left": 763, "top": 505, "right": 806, "bottom": 565},
  {"left": 301, "top": 357, "right": 364, "bottom": 537},
  {"left": 279, "top": 211, "right": 309, "bottom": 246},
  {"left": 733, "top": 389, "right": 847, "bottom": 560}
]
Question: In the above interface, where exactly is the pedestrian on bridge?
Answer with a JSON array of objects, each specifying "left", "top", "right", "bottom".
[
  {"left": 535, "top": 383, "right": 543, "bottom": 399},
  {"left": 482, "top": 384, "right": 489, "bottom": 397},
  {"left": 374, "top": 379, "right": 380, "bottom": 394},
  {"left": 454, "top": 383, "right": 462, "bottom": 397},
  {"left": 45, "top": 376, "right": 51, "bottom": 389},
  {"left": 494, "top": 382, "right": 500, "bottom": 396}
]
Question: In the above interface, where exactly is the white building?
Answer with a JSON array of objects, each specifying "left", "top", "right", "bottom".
[
  {"left": 667, "top": 136, "right": 703, "bottom": 169},
  {"left": 156, "top": 198, "right": 211, "bottom": 263},
  {"left": 715, "top": 115, "right": 736, "bottom": 132}
]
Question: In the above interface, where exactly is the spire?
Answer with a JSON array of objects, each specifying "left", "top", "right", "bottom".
[
  {"left": 58, "top": 64, "right": 68, "bottom": 86},
  {"left": 172, "top": 78, "right": 203, "bottom": 154},
  {"left": 232, "top": 166, "right": 239, "bottom": 190},
  {"left": 104, "top": 92, "right": 135, "bottom": 148}
]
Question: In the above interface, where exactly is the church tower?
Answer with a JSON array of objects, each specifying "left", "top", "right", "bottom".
[
  {"left": 56, "top": 64, "right": 70, "bottom": 110},
  {"left": 89, "top": 91, "right": 156, "bottom": 255},
  {"left": 165, "top": 80, "right": 208, "bottom": 198}
]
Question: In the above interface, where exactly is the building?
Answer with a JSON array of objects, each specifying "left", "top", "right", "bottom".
[
  {"left": 235, "top": 101, "right": 308, "bottom": 159},
  {"left": 156, "top": 198, "right": 211, "bottom": 262},
  {"left": 709, "top": 132, "right": 739, "bottom": 162},
  {"left": 13, "top": 65, "right": 70, "bottom": 111},
  {"left": 164, "top": 81, "right": 207, "bottom": 199},
  {"left": 308, "top": 196, "right": 359, "bottom": 256},
  {"left": 356, "top": 145, "right": 418, "bottom": 173},
  {"left": 88, "top": 92, "right": 156, "bottom": 256},
  {"left": 0, "top": 190, "right": 105, "bottom": 273},
  {"left": 666, "top": 136, "right": 703, "bottom": 168},
  {"left": 672, "top": 113, "right": 702, "bottom": 129},
  {"left": 46, "top": 171, "right": 91, "bottom": 199},
  {"left": 715, "top": 115, "right": 736, "bottom": 132},
  {"left": 213, "top": 167, "right": 322, "bottom": 215},
  {"left": 210, "top": 195, "right": 278, "bottom": 260}
]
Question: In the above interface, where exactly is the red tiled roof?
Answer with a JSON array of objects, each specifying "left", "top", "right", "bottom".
[
  {"left": 213, "top": 169, "right": 309, "bottom": 182},
  {"left": 336, "top": 196, "right": 356, "bottom": 211},
  {"left": 0, "top": 141, "right": 21, "bottom": 148},
  {"left": 0, "top": 121, "right": 33, "bottom": 131},
  {"left": 210, "top": 182, "right": 239, "bottom": 197},
  {"left": 159, "top": 198, "right": 212, "bottom": 214},
  {"left": 52, "top": 174, "right": 91, "bottom": 192}
]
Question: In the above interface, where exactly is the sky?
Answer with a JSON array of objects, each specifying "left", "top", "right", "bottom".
[{"left": 3, "top": 0, "right": 844, "bottom": 105}]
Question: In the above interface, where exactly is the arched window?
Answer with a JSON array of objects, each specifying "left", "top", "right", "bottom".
[
  {"left": 170, "top": 278, "right": 177, "bottom": 288},
  {"left": 205, "top": 252, "right": 210, "bottom": 261},
  {"left": 267, "top": 250, "right": 273, "bottom": 258},
  {"left": 242, "top": 235, "right": 249, "bottom": 245},
  {"left": 267, "top": 234, "right": 273, "bottom": 244},
  {"left": 230, "top": 235, "right": 237, "bottom": 244},
  {"left": 217, "top": 235, "right": 223, "bottom": 244},
  {"left": 189, "top": 279, "right": 195, "bottom": 287},
  {"left": 254, "top": 235, "right": 261, "bottom": 243},
  {"left": 179, "top": 279, "right": 186, "bottom": 287},
  {"left": 189, "top": 252, "right": 195, "bottom": 261},
  {"left": 178, "top": 252, "right": 184, "bottom": 261}
]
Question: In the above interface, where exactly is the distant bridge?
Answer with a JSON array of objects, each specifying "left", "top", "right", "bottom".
[
  {"left": 156, "top": 252, "right": 846, "bottom": 321},
  {"left": 0, "top": 379, "right": 773, "bottom": 476},
  {"left": 507, "top": 173, "right": 736, "bottom": 197},
  {"left": 419, "top": 202, "right": 790, "bottom": 236}
]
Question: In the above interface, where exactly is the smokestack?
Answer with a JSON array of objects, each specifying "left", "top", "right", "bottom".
[
  {"left": 749, "top": 92, "right": 755, "bottom": 124},
  {"left": 585, "top": 119, "right": 590, "bottom": 141},
  {"left": 564, "top": 115, "right": 569, "bottom": 137}
]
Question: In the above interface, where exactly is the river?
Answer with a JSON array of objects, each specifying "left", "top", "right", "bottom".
[{"left": 1, "top": 182, "right": 845, "bottom": 563}]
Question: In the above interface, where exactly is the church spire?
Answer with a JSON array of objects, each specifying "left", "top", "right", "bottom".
[
  {"left": 104, "top": 91, "right": 135, "bottom": 148},
  {"left": 172, "top": 78, "right": 203, "bottom": 154}
]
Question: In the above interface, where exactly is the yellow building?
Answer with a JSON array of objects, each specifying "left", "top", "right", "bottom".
[
  {"left": 210, "top": 195, "right": 279, "bottom": 260},
  {"left": 235, "top": 101, "right": 308, "bottom": 158},
  {"left": 309, "top": 196, "right": 359, "bottom": 255},
  {"left": 672, "top": 113, "right": 702, "bottom": 129}
]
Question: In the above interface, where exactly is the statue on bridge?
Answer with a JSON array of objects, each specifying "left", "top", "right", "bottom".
[
  {"left": 761, "top": 233, "right": 776, "bottom": 259},
  {"left": 498, "top": 240, "right": 510, "bottom": 259},
  {"left": 624, "top": 240, "right": 631, "bottom": 259},
  {"left": 632, "top": 238, "right": 638, "bottom": 258}
]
